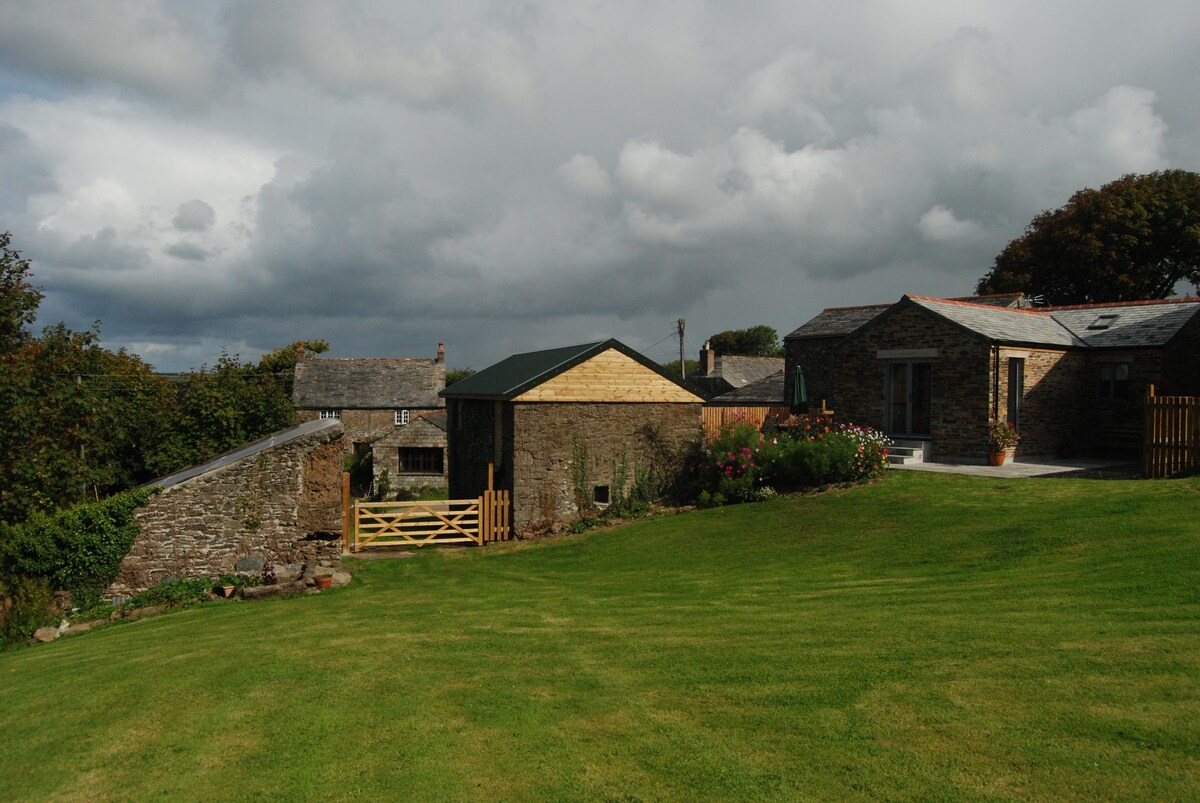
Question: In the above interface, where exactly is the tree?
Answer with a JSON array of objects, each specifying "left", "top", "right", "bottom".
[
  {"left": 976, "top": 170, "right": 1200, "bottom": 305},
  {"left": 445, "top": 367, "right": 475, "bottom": 387},
  {"left": 0, "top": 231, "right": 43, "bottom": 355},
  {"left": 707, "top": 325, "right": 783, "bottom": 357}
]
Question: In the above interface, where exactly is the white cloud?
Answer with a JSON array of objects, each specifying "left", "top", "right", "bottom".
[
  {"left": 918, "top": 205, "right": 983, "bottom": 242},
  {"left": 556, "top": 155, "right": 613, "bottom": 198}
]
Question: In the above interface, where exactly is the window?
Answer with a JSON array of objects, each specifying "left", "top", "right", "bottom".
[
  {"left": 319, "top": 409, "right": 340, "bottom": 420},
  {"left": 398, "top": 447, "right": 443, "bottom": 474},
  {"left": 395, "top": 409, "right": 410, "bottom": 426},
  {"left": 1098, "top": 364, "right": 1131, "bottom": 399},
  {"left": 1088, "top": 313, "right": 1119, "bottom": 330},
  {"left": 593, "top": 485, "right": 610, "bottom": 506},
  {"left": 1006, "top": 358, "right": 1024, "bottom": 429}
]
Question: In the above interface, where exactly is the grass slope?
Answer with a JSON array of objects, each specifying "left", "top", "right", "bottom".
[{"left": 1, "top": 471, "right": 1198, "bottom": 801}]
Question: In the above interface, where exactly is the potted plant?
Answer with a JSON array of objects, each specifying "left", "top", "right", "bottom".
[
  {"left": 986, "top": 419, "right": 1020, "bottom": 465},
  {"left": 314, "top": 574, "right": 333, "bottom": 590}
]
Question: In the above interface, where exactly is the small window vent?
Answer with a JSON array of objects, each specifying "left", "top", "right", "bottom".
[{"left": 1087, "top": 313, "right": 1119, "bottom": 330}]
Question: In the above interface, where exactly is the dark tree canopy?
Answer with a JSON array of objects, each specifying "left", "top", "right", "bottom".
[
  {"left": 976, "top": 170, "right": 1200, "bottom": 305},
  {"left": 707, "top": 325, "right": 783, "bottom": 357},
  {"left": 0, "top": 231, "right": 44, "bottom": 355}
]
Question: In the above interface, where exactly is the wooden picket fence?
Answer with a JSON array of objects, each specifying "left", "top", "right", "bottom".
[
  {"left": 1143, "top": 385, "right": 1200, "bottom": 479},
  {"left": 341, "top": 468, "right": 510, "bottom": 551}
]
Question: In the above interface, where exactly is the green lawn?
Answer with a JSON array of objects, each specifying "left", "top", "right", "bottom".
[{"left": 2, "top": 471, "right": 1198, "bottom": 801}]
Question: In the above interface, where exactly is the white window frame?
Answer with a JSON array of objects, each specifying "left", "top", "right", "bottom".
[
  {"left": 395, "top": 409, "right": 410, "bottom": 425},
  {"left": 319, "top": 409, "right": 340, "bottom": 420}
]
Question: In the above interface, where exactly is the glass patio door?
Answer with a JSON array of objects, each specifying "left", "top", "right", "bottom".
[{"left": 887, "top": 362, "right": 932, "bottom": 437}]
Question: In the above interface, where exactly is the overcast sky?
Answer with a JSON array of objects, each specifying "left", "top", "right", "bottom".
[{"left": 2, "top": 1, "right": 1198, "bottom": 372}]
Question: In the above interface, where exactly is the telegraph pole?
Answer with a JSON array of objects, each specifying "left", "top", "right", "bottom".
[{"left": 676, "top": 318, "right": 686, "bottom": 379}]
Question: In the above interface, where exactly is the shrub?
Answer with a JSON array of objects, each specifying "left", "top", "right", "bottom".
[
  {"left": 698, "top": 417, "right": 890, "bottom": 502},
  {"left": 126, "top": 578, "right": 211, "bottom": 609},
  {"left": 2, "top": 576, "right": 54, "bottom": 642},
  {"left": 0, "top": 487, "right": 157, "bottom": 595}
]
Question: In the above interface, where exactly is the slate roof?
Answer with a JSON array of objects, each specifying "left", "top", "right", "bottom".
[
  {"left": 293, "top": 358, "right": 444, "bottom": 408},
  {"left": 1045, "top": 298, "right": 1200, "bottom": 348},
  {"left": 440, "top": 338, "right": 695, "bottom": 400},
  {"left": 708, "top": 356, "right": 784, "bottom": 387},
  {"left": 906, "top": 296, "right": 1086, "bottom": 347},
  {"left": 708, "top": 371, "right": 786, "bottom": 406},
  {"left": 784, "top": 304, "right": 890, "bottom": 341},
  {"left": 784, "top": 293, "right": 1029, "bottom": 341}
]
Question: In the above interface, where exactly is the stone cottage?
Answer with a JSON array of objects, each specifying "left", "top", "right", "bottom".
[
  {"left": 441, "top": 339, "right": 705, "bottom": 535},
  {"left": 686, "top": 340, "right": 783, "bottom": 399},
  {"left": 292, "top": 346, "right": 447, "bottom": 489},
  {"left": 369, "top": 410, "right": 448, "bottom": 491},
  {"left": 785, "top": 294, "right": 1200, "bottom": 462},
  {"left": 108, "top": 419, "right": 347, "bottom": 596}
]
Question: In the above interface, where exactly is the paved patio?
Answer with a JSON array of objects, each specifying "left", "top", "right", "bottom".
[{"left": 889, "top": 457, "right": 1140, "bottom": 478}]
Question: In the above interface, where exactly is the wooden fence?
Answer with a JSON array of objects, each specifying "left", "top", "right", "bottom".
[
  {"left": 1144, "top": 385, "right": 1200, "bottom": 479},
  {"left": 702, "top": 406, "right": 791, "bottom": 438},
  {"left": 701, "top": 404, "right": 833, "bottom": 438},
  {"left": 341, "top": 468, "right": 510, "bottom": 551}
]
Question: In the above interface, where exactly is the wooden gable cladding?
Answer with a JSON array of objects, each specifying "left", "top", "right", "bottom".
[{"left": 513, "top": 348, "right": 703, "bottom": 403}]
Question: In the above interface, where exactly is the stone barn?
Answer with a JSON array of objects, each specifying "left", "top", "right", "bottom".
[
  {"left": 108, "top": 419, "right": 347, "bottom": 595},
  {"left": 442, "top": 339, "right": 705, "bottom": 535}
]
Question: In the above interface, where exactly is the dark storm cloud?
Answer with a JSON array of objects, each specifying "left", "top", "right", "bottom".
[
  {"left": 173, "top": 200, "right": 215, "bottom": 232},
  {"left": 0, "top": 1, "right": 1197, "bottom": 371}
]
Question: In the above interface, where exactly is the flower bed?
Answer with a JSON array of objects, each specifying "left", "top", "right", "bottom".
[{"left": 697, "top": 416, "right": 890, "bottom": 505}]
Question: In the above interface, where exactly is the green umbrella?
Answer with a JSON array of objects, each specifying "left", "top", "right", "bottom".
[{"left": 793, "top": 365, "right": 808, "bottom": 411}]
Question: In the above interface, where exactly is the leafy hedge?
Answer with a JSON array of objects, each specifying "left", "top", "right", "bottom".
[
  {"left": 697, "top": 416, "right": 890, "bottom": 504},
  {"left": 0, "top": 487, "right": 157, "bottom": 593}
]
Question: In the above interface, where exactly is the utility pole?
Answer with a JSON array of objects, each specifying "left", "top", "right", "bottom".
[{"left": 676, "top": 318, "right": 686, "bottom": 379}]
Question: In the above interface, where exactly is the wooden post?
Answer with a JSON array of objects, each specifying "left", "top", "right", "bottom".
[
  {"left": 1143, "top": 385, "right": 1155, "bottom": 479},
  {"left": 342, "top": 471, "right": 352, "bottom": 554}
]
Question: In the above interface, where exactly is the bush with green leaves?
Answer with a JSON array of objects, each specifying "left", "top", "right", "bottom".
[
  {"left": 0, "top": 487, "right": 157, "bottom": 595},
  {"left": 127, "top": 578, "right": 212, "bottom": 609},
  {"left": 697, "top": 417, "right": 890, "bottom": 504}
]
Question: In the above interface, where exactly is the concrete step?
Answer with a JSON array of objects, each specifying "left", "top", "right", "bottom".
[{"left": 887, "top": 440, "right": 928, "bottom": 465}]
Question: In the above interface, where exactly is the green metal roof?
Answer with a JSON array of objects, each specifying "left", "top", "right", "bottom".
[{"left": 440, "top": 338, "right": 697, "bottom": 400}]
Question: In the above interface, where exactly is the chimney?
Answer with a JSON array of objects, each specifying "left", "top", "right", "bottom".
[
  {"left": 436, "top": 342, "right": 445, "bottom": 365},
  {"left": 296, "top": 341, "right": 305, "bottom": 360},
  {"left": 699, "top": 340, "right": 716, "bottom": 376}
]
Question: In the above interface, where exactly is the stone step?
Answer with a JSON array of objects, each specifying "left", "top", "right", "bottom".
[{"left": 887, "top": 440, "right": 928, "bottom": 466}]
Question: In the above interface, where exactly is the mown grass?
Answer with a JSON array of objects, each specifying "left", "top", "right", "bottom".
[{"left": 1, "top": 471, "right": 1198, "bottom": 801}]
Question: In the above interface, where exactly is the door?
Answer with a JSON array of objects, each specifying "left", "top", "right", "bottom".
[{"left": 887, "top": 362, "right": 932, "bottom": 437}]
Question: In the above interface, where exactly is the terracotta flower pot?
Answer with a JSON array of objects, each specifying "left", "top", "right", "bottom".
[
  {"left": 987, "top": 452, "right": 1007, "bottom": 466},
  {"left": 315, "top": 575, "right": 333, "bottom": 590}
]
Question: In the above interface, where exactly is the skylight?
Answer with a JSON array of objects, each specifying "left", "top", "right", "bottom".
[{"left": 1087, "top": 313, "right": 1119, "bottom": 330}]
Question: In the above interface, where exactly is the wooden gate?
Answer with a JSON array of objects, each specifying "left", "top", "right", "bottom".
[
  {"left": 1144, "top": 385, "right": 1200, "bottom": 479},
  {"left": 341, "top": 468, "right": 510, "bottom": 551}
]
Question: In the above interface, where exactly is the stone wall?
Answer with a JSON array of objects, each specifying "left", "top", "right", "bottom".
[
  {"left": 447, "top": 398, "right": 512, "bottom": 500},
  {"left": 509, "top": 402, "right": 702, "bottom": 534},
  {"left": 1163, "top": 312, "right": 1200, "bottom": 397},
  {"left": 298, "top": 408, "right": 441, "bottom": 453},
  {"left": 371, "top": 417, "right": 448, "bottom": 490},
  {"left": 109, "top": 423, "right": 347, "bottom": 596},
  {"left": 784, "top": 336, "right": 841, "bottom": 410},
  {"left": 834, "top": 304, "right": 992, "bottom": 460},
  {"left": 994, "top": 347, "right": 1087, "bottom": 458}
]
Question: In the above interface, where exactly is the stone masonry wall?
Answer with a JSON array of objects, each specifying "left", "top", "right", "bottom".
[
  {"left": 109, "top": 425, "right": 347, "bottom": 595},
  {"left": 447, "top": 399, "right": 510, "bottom": 501},
  {"left": 1163, "top": 312, "right": 1200, "bottom": 397},
  {"left": 994, "top": 347, "right": 1087, "bottom": 458},
  {"left": 834, "top": 304, "right": 991, "bottom": 460},
  {"left": 784, "top": 336, "right": 840, "bottom": 410},
  {"left": 298, "top": 408, "right": 440, "bottom": 453},
  {"left": 510, "top": 402, "right": 703, "bottom": 534},
  {"left": 372, "top": 418, "right": 448, "bottom": 491}
]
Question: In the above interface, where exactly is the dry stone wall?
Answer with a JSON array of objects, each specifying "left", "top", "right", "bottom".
[
  {"left": 109, "top": 424, "right": 346, "bottom": 596},
  {"left": 510, "top": 402, "right": 702, "bottom": 534}
]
